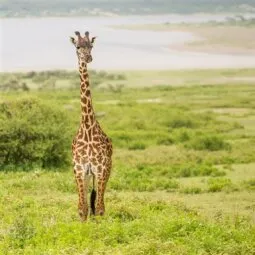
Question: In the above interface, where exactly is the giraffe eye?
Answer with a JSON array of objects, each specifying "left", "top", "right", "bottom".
[{"left": 77, "top": 46, "right": 80, "bottom": 50}]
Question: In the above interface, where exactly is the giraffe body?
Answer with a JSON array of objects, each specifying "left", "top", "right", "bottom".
[{"left": 70, "top": 31, "right": 112, "bottom": 221}]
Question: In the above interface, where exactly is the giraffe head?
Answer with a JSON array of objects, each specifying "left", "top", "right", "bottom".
[{"left": 70, "top": 31, "right": 96, "bottom": 64}]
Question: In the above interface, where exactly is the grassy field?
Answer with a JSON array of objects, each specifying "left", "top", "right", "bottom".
[
  {"left": 0, "top": 69, "right": 255, "bottom": 254},
  {"left": 112, "top": 21, "right": 255, "bottom": 55}
]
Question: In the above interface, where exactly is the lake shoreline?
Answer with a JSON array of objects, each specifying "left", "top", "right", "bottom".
[
  {"left": 112, "top": 23, "right": 255, "bottom": 56},
  {"left": 1, "top": 12, "right": 250, "bottom": 19},
  {"left": 2, "top": 15, "right": 255, "bottom": 72}
]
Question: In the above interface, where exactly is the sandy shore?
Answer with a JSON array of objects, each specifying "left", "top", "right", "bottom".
[
  {"left": 168, "top": 25, "right": 255, "bottom": 55},
  {"left": 113, "top": 24, "right": 255, "bottom": 55}
]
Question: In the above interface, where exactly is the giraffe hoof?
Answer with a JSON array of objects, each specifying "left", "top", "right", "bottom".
[
  {"left": 79, "top": 211, "right": 88, "bottom": 222},
  {"left": 97, "top": 210, "right": 104, "bottom": 216},
  {"left": 79, "top": 215, "right": 88, "bottom": 222}
]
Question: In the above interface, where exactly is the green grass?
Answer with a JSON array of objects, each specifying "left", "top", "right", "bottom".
[
  {"left": 1, "top": 69, "right": 255, "bottom": 254},
  {"left": 0, "top": 170, "right": 254, "bottom": 254}
]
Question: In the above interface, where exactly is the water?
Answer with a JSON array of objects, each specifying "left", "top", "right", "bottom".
[{"left": 1, "top": 14, "right": 255, "bottom": 71}]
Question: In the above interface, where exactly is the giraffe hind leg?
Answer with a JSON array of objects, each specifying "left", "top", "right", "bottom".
[
  {"left": 90, "top": 184, "right": 97, "bottom": 216},
  {"left": 74, "top": 169, "right": 90, "bottom": 221},
  {"left": 95, "top": 169, "right": 110, "bottom": 216},
  {"left": 84, "top": 164, "right": 97, "bottom": 216}
]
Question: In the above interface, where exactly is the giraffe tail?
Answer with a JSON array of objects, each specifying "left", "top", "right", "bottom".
[{"left": 90, "top": 175, "right": 96, "bottom": 215}]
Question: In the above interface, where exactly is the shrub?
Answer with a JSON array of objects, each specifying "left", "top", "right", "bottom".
[
  {"left": 115, "top": 74, "right": 126, "bottom": 80},
  {"left": 207, "top": 178, "right": 237, "bottom": 192},
  {"left": 167, "top": 115, "right": 197, "bottom": 129},
  {"left": 38, "top": 78, "right": 57, "bottom": 90},
  {"left": 160, "top": 179, "right": 180, "bottom": 191},
  {"left": 0, "top": 79, "right": 29, "bottom": 91},
  {"left": 180, "top": 187, "right": 202, "bottom": 194},
  {"left": 173, "top": 128, "right": 192, "bottom": 143},
  {"left": 107, "top": 83, "right": 125, "bottom": 93},
  {"left": 243, "top": 179, "right": 255, "bottom": 190},
  {"left": 188, "top": 135, "right": 231, "bottom": 151},
  {"left": 174, "top": 164, "right": 225, "bottom": 178},
  {"left": 128, "top": 142, "right": 146, "bottom": 150},
  {"left": 157, "top": 136, "right": 174, "bottom": 145},
  {"left": 0, "top": 97, "right": 71, "bottom": 170},
  {"left": 109, "top": 205, "right": 139, "bottom": 221}
]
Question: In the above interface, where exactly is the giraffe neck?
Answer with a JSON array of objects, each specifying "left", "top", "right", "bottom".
[{"left": 78, "top": 61, "right": 96, "bottom": 129}]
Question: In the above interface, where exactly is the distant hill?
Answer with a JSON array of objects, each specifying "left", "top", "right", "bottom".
[{"left": 1, "top": 0, "right": 255, "bottom": 17}]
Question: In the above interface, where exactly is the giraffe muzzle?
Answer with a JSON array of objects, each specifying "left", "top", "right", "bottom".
[{"left": 86, "top": 55, "right": 93, "bottom": 63}]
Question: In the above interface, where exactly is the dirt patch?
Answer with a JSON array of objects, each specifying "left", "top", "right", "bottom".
[
  {"left": 194, "top": 108, "right": 252, "bottom": 116},
  {"left": 137, "top": 98, "right": 162, "bottom": 104},
  {"left": 211, "top": 108, "right": 251, "bottom": 116}
]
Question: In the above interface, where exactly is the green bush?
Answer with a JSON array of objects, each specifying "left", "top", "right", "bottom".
[
  {"left": 128, "top": 142, "right": 147, "bottom": 151},
  {"left": 173, "top": 128, "right": 192, "bottom": 143},
  {"left": 187, "top": 135, "right": 231, "bottom": 151},
  {"left": 0, "top": 97, "right": 71, "bottom": 170},
  {"left": 207, "top": 178, "right": 236, "bottom": 192},
  {"left": 0, "top": 78, "right": 29, "bottom": 91},
  {"left": 109, "top": 205, "right": 139, "bottom": 222},
  {"left": 173, "top": 164, "right": 225, "bottom": 178},
  {"left": 157, "top": 136, "right": 174, "bottom": 145},
  {"left": 167, "top": 114, "right": 197, "bottom": 129},
  {"left": 243, "top": 179, "right": 255, "bottom": 190},
  {"left": 180, "top": 187, "right": 202, "bottom": 194}
]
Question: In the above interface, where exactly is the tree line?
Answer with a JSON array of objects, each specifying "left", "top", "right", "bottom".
[{"left": 1, "top": 0, "right": 255, "bottom": 17}]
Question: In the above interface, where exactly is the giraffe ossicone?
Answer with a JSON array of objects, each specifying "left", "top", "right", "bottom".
[{"left": 70, "top": 31, "right": 112, "bottom": 221}]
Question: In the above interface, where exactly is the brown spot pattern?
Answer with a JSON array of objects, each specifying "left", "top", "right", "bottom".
[{"left": 72, "top": 58, "right": 112, "bottom": 221}]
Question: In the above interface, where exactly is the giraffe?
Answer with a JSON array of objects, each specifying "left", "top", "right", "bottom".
[{"left": 70, "top": 31, "right": 112, "bottom": 221}]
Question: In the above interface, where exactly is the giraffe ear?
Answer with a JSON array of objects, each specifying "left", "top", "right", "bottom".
[
  {"left": 91, "top": 37, "right": 97, "bottom": 45},
  {"left": 70, "top": 37, "right": 76, "bottom": 46}
]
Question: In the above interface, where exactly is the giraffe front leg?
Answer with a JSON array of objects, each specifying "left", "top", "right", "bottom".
[{"left": 74, "top": 171, "right": 90, "bottom": 221}]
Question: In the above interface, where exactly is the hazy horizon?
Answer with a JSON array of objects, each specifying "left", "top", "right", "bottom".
[{"left": 1, "top": 0, "right": 255, "bottom": 18}]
